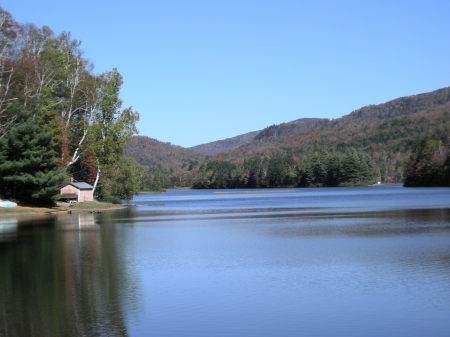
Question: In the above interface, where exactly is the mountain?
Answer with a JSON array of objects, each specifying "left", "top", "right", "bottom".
[
  {"left": 126, "top": 86, "right": 450, "bottom": 187},
  {"left": 189, "top": 118, "right": 328, "bottom": 155},
  {"left": 124, "top": 136, "right": 204, "bottom": 187},
  {"left": 190, "top": 130, "right": 260, "bottom": 155},
  {"left": 218, "top": 87, "right": 450, "bottom": 158},
  {"left": 252, "top": 118, "right": 329, "bottom": 142},
  {"left": 190, "top": 87, "right": 450, "bottom": 161},
  {"left": 125, "top": 136, "right": 203, "bottom": 167}
]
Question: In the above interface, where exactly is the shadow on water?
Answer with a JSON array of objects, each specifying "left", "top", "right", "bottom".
[
  {"left": 0, "top": 213, "right": 135, "bottom": 337},
  {"left": 113, "top": 206, "right": 450, "bottom": 237},
  {"left": 266, "top": 208, "right": 450, "bottom": 237}
]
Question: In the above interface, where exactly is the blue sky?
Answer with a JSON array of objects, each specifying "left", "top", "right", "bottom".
[{"left": 3, "top": 0, "right": 450, "bottom": 147}]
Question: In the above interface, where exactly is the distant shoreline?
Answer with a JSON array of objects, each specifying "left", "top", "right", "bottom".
[{"left": 214, "top": 190, "right": 297, "bottom": 194}]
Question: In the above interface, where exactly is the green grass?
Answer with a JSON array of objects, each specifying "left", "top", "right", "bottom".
[
  {"left": 0, "top": 206, "right": 59, "bottom": 213},
  {"left": 0, "top": 201, "right": 126, "bottom": 214},
  {"left": 70, "top": 201, "right": 124, "bottom": 210},
  {"left": 0, "top": 207, "right": 32, "bottom": 213}
]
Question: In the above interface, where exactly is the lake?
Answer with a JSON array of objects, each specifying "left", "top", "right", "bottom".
[{"left": 1, "top": 185, "right": 450, "bottom": 337}]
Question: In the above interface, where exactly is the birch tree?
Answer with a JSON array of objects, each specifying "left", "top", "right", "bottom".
[
  {"left": 0, "top": 8, "right": 19, "bottom": 137},
  {"left": 0, "top": 8, "right": 141, "bottom": 201},
  {"left": 85, "top": 69, "right": 138, "bottom": 194},
  {"left": 13, "top": 26, "right": 101, "bottom": 167}
]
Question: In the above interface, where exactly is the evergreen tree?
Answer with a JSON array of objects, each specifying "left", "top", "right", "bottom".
[
  {"left": 404, "top": 136, "right": 450, "bottom": 186},
  {"left": 265, "top": 155, "right": 286, "bottom": 187},
  {"left": 296, "top": 150, "right": 374, "bottom": 187},
  {"left": 0, "top": 121, "right": 66, "bottom": 205},
  {"left": 243, "top": 157, "right": 263, "bottom": 187},
  {"left": 324, "top": 153, "right": 343, "bottom": 186},
  {"left": 341, "top": 150, "right": 374, "bottom": 185},
  {"left": 297, "top": 164, "right": 313, "bottom": 187},
  {"left": 312, "top": 153, "right": 329, "bottom": 186}
]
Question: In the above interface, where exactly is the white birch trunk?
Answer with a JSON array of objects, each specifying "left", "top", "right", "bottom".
[{"left": 93, "top": 166, "right": 101, "bottom": 194}]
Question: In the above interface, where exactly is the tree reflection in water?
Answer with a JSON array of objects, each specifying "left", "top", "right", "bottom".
[{"left": 0, "top": 213, "right": 135, "bottom": 337}]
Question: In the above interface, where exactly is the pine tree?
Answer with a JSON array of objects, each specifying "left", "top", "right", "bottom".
[
  {"left": 404, "top": 136, "right": 450, "bottom": 186},
  {"left": 341, "top": 150, "right": 374, "bottom": 185},
  {"left": 325, "top": 153, "right": 343, "bottom": 186},
  {"left": 0, "top": 120, "right": 66, "bottom": 205}
]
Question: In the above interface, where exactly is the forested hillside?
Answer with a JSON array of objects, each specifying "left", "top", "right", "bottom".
[
  {"left": 189, "top": 118, "right": 327, "bottom": 155},
  {"left": 125, "top": 136, "right": 204, "bottom": 188},
  {"left": 127, "top": 87, "right": 450, "bottom": 188},
  {"left": 217, "top": 87, "right": 450, "bottom": 182},
  {"left": 190, "top": 130, "right": 259, "bottom": 155}
]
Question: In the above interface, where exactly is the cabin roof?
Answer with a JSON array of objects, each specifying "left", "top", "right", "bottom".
[{"left": 66, "top": 182, "right": 94, "bottom": 190}]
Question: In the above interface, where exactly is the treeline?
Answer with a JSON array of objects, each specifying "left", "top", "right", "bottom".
[
  {"left": 192, "top": 150, "right": 375, "bottom": 189},
  {"left": 208, "top": 89, "right": 450, "bottom": 184},
  {"left": 0, "top": 8, "right": 142, "bottom": 205},
  {"left": 404, "top": 134, "right": 450, "bottom": 187},
  {"left": 297, "top": 151, "right": 374, "bottom": 187}
]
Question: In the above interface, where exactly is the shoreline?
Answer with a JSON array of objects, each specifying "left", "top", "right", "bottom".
[{"left": 0, "top": 204, "right": 127, "bottom": 216}]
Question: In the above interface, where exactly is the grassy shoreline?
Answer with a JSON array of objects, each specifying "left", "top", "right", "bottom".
[{"left": 0, "top": 201, "right": 127, "bottom": 216}]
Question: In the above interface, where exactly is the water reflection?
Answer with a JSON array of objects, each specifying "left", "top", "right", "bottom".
[
  {"left": 266, "top": 208, "right": 450, "bottom": 238},
  {"left": 59, "top": 213, "right": 98, "bottom": 230},
  {"left": 1, "top": 187, "right": 450, "bottom": 337},
  {"left": 114, "top": 207, "right": 450, "bottom": 238},
  {"left": 0, "top": 217, "right": 17, "bottom": 242},
  {"left": 0, "top": 213, "right": 134, "bottom": 337}
]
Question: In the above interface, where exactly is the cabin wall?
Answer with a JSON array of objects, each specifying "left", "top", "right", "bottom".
[
  {"left": 79, "top": 190, "right": 94, "bottom": 202},
  {"left": 61, "top": 185, "right": 79, "bottom": 199},
  {"left": 60, "top": 185, "right": 94, "bottom": 202}
]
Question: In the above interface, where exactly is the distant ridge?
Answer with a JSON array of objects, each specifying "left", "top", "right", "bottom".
[
  {"left": 126, "top": 86, "right": 450, "bottom": 186},
  {"left": 190, "top": 118, "right": 327, "bottom": 155},
  {"left": 189, "top": 130, "right": 260, "bottom": 155},
  {"left": 218, "top": 87, "right": 450, "bottom": 162},
  {"left": 125, "top": 136, "right": 204, "bottom": 170},
  {"left": 336, "top": 86, "right": 450, "bottom": 125},
  {"left": 191, "top": 87, "right": 450, "bottom": 158}
]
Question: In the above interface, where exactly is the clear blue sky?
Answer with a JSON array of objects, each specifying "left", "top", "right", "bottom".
[{"left": 3, "top": 0, "right": 450, "bottom": 147}]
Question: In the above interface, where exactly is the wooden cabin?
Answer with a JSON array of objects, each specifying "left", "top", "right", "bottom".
[{"left": 60, "top": 182, "right": 94, "bottom": 203}]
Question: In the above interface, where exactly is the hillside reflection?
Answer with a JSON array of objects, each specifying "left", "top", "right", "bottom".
[{"left": 0, "top": 213, "right": 134, "bottom": 337}]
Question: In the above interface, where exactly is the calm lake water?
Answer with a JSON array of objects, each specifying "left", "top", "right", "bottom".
[{"left": 1, "top": 185, "right": 450, "bottom": 337}]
